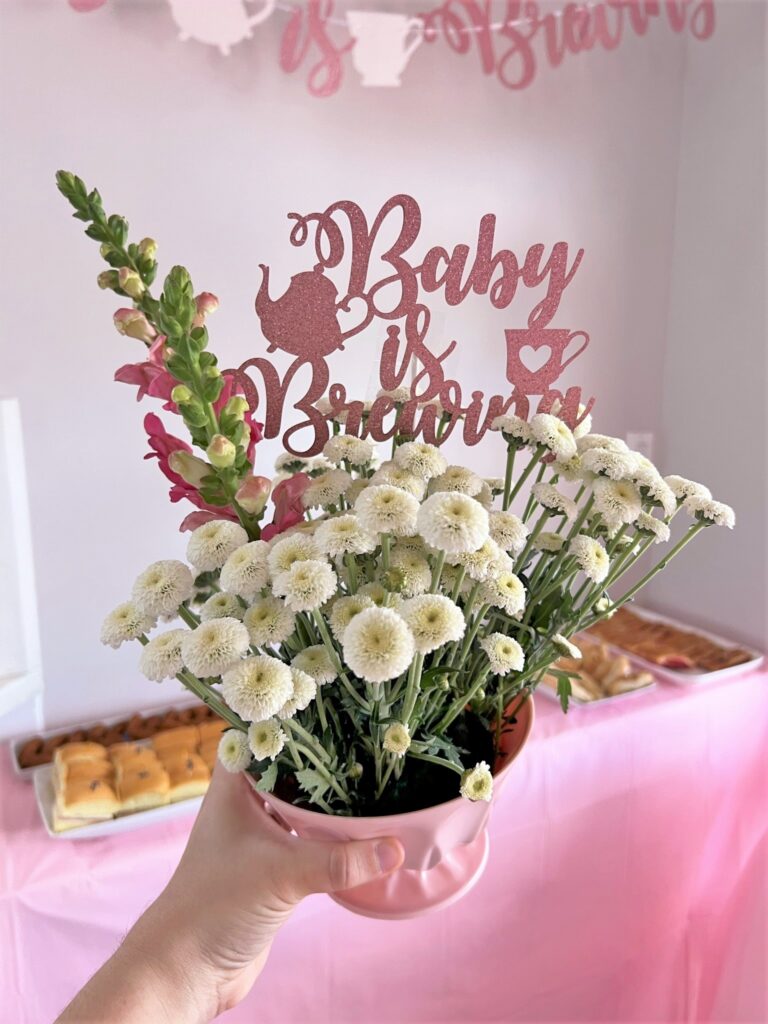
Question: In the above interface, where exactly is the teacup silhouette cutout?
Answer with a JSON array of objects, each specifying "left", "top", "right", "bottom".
[
  {"left": 347, "top": 11, "right": 423, "bottom": 87},
  {"left": 505, "top": 327, "right": 590, "bottom": 394}
]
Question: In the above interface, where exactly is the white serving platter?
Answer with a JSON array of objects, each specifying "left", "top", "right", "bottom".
[
  {"left": 536, "top": 676, "right": 657, "bottom": 709},
  {"left": 594, "top": 606, "right": 764, "bottom": 687},
  {"left": 33, "top": 763, "right": 203, "bottom": 840},
  {"left": 10, "top": 695, "right": 202, "bottom": 781}
]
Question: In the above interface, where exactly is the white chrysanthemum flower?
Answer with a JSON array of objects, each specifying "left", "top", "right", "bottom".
[
  {"left": 100, "top": 601, "right": 155, "bottom": 649},
  {"left": 383, "top": 722, "right": 411, "bottom": 758},
  {"left": 186, "top": 520, "right": 249, "bottom": 572},
  {"left": 291, "top": 645, "right": 337, "bottom": 685},
  {"left": 358, "top": 581, "right": 401, "bottom": 608},
  {"left": 532, "top": 482, "right": 577, "bottom": 521},
  {"left": 439, "top": 561, "right": 473, "bottom": 596},
  {"left": 683, "top": 496, "right": 736, "bottom": 529},
  {"left": 329, "top": 594, "right": 375, "bottom": 640},
  {"left": 181, "top": 617, "right": 250, "bottom": 677},
  {"left": 570, "top": 535, "right": 610, "bottom": 583},
  {"left": 247, "top": 719, "right": 286, "bottom": 762},
  {"left": 448, "top": 538, "right": 503, "bottom": 582},
  {"left": 302, "top": 468, "right": 353, "bottom": 509},
  {"left": 580, "top": 447, "right": 639, "bottom": 481},
  {"left": 430, "top": 465, "right": 483, "bottom": 497},
  {"left": 267, "top": 534, "right": 318, "bottom": 577},
  {"left": 481, "top": 571, "right": 526, "bottom": 617},
  {"left": 355, "top": 484, "right": 420, "bottom": 537},
  {"left": 243, "top": 595, "right": 296, "bottom": 646},
  {"left": 491, "top": 414, "right": 531, "bottom": 445},
  {"left": 314, "top": 396, "right": 334, "bottom": 417},
  {"left": 274, "top": 451, "right": 309, "bottom": 472},
  {"left": 219, "top": 541, "right": 270, "bottom": 600},
  {"left": 552, "top": 452, "right": 585, "bottom": 482},
  {"left": 139, "top": 628, "right": 186, "bottom": 681},
  {"left": 273, "top": 559, "right": 337, "bottom": 613},
  {"left": 417, "top": 492, "right": 489, "bottom": 554},
  {"left": 594, "top": 596, "right": 616, "bottom": 618},
  {"left": 222, "top": 654, "right": 293, "bottom": 721},
  {"left": 278, "top": 667, "right": 317, "bottom": 719},
  {"left": 345, "top": 479, "right": 368, "bottom": 505},
  {"left": 460, "top": 762, "right": 493, "bottom": 802},
  {"left": 393, "top": 441, "right": 447, "bottom": 480},
  {"left": 377, "top": 385, "right": 412, "bottom": 403},
  {"left": 322, "top": 434, "right": 374, "bottom": 467},
  {"left": 529, "top": 413, "right": 577, "bottom": 460},
  {"left": 474, "top": 481, "right": 493, "bottom": 510},
  {"left": 548, "top": 400, "right": 593, "bottom": 440},
  {"left": 552, "top": 633, "right": 582, "bottom": 659},
  {"left": 217, "top": 729, "right": 252, "bottom": 773},
  {"left": 342, "top": 606, "right": 415, "bottom": 683},
  {"left": 635, "top": 512, "right": 671, "bottom": 544},
  {"left": 388, "top": 546, "right": 432, "bottom": 597},
  {"left": 593, "top": 477, "right": 642, "bottom": 529},
  {"left": 314, "top": 514, "right": 377, "bottom": 558},
  {"left": 199, "top": 592, "right": 244, "bottom": 622},
  {"left": 480, "top": 632, "right": 525, "bottom": 674},
  {"left": 371, "top": 461, "right": 426, "bottom": 499},
  {"left": 132, "top": 560, "right": 195, "bottom": 617},
  {"left": 634, "top": 469, "right": 677, "bottom": 517},
  {"left": 664, "top": 475, "right": 712, "bottom": 503},
  {"left": 577, "top": 434, "right": 629, "bottom": 454},
  {"left": 489, "top": 511, "right": 529, "bottom": 555},
  {"left": 399, "top": 594, "right": 465, "bottom": 654},
  {"left": 533, "top": 531, "right": 565, "bottom": 553}
]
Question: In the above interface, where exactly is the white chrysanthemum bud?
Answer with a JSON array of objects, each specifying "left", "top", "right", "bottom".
[
  {"left": 342, "top": 606, "right": 415, "bottom": 683},
  {"left": 399, "top": 594, "right": 465, "bottom": 654},
  {"left": 272, "top": 559, "right": 337, "bottom": 612},
  {"left": 181, "top": 617, "right": 250, "bottom": 677},
  {"left": 248, "top": 719, "right": 286, "bottom": 761},
  {"left": 479, "top": 632, "right": 525, "bottom": 674},
  {"left": 198, "top": 592, "right": 244, "bottom": 622},
  {"left": 388, "top": 547, "right": 432, "bottom": 597},
  {"left": 491, "top": 414, "right": 531, "bottom": 445},
  {"left": 329, "top": 595, "right": 375, "bottom": 641},
  {"left": 278, "top": 667, "right": 317, "bottom": 719},
  {"left": 533, "top": 531, "right": 565, "bottom": 553},
  {"left": 383, "top": 722, "right": 411, "bottom": 758},
  {"left": 314, "top": 514, "right": 377, "bottom": 558},
  {"left": 132, "top": 560, "right": 195, "bottom": 617},
  {"left": 552, "top": 633, "right": 582, "bottom": 659},
  {"left": 218, "top": 729, "right": 252, "bottom": 773},
  {"left": 663, "top": 475, "right": 711, "bottom": 503},
  {"left": 302, "top": 468, "right": 353, "bottom": 509},
  {"left": 186, "top": 520, "right": 249, "bottom": 572},
  {"left": 371, "top": 461, "right": 426, "bottom": 499},
  {"left": 489, "top": 511, "right": 529, "bottom": 556},
  {"left": 139, "top": 628, "right": 186, "bottom": 681},
  {"left": 417, "top": 492, "right": 489, "bottom": 555},
  {"left": 531, "top": 482, "right": 577, "bottom": 521},
  {"left": 683, "top": 496, "right": 735, "bottom": 529},
  {"left": 223, "top": 654, "right": 293, "bottom": 721},
  {"left": 430, "top": 465, "right": 483, "bottom": 497},
  {"left": 529, "top": 413, "right": 577, "bottom": 460},
  {"left": 447, "top": 538, "right": 502, "bottom": 582},
  {"left": 460, "top": 762, "right": 493, "bottom": 802},
  {"left": 633, "top": 468, "right": 677, "bottom": 518},
  {"left": 569, "top": 535, "right": 610, "bottom": 583},
  {"left": 577, "top": 434, "right": 629, "bottom": 454},
  {"left": 580, "top": 447, "right": 639, "bottom": 481},
  {"left": 635, "top": 512, "right": 671, "bottom": 544},
  {"left": 592, "top": 478, "right": 642, "bottom": 529},
  {"left": 274, "top": 451, "right": 308, "bottom": 472},
  {"left": 393, "top": 441, "right": 447, "bottom": 480},
  {"left": 220, "top": 541, "right": 270, "bottom": 600},
  {"left": 291, "top": 645, "right": 337, "bottom": 685},
  {"left": 377, "top": 385, "right": 412, "bottom": 403},
  {"left": 243, "top": 595, "right": 296, "bottom": 647},
  {"left": 267, "top": 534, "right": 318, "bottom": 577},
  {"left": 322, "top": 434, "right": 375, "bottom": 467},
  {"left": 100, "top": 601, "right": 155, "bottom": 649},
  {"left": 481, "top": 571, "right": 526, "bottom": 617},
  {"left": 355, "top": 484, "right": 420, "bottom": 537}
]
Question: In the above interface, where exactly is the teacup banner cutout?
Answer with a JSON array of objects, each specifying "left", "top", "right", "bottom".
[{"left": 226, "top": 194, "right": 594, "bottom": 457}]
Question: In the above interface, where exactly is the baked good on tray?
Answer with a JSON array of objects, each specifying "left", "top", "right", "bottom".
[
  {"left": 542, "top": 640, "right": 654, "bottom": 703},
  {"left": 117, "top": 765, "right": 171, "bottom": 814},
  {"left": 587, "top": 607, "right": 753, "bottom": 672},
  {"left": 56, "top": 777, "right": 120, "bottom": 823}
]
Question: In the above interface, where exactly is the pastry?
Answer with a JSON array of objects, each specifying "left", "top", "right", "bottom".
[
  {"left": 56, "top": 758, "right": 114, "bottom": 790},
  {"left": 542, "top": 638, "right": 654, "bottom": 703},
  {"left": 17, "top": 737, "right": 47, "bottom": 768},
  {"left": 199, "top": 738, "right": 219, "bottom": 771},
  {"left": 164, "top": 754, "right": 211, "bottom": 803},
  {"left": 53, "top": 742, "right": 109, "bottom": 773},
  {"left": 56, "top": 777, "right": 119, "bottom": 820},
  {"left": 117, "top": 765, "right": 171, "bottom": 813},
  {"left": 151, "top": 726, "right": 200, "bottom": 755},
  {"left": 198, "top": 719, "right": 227, "bottom": 743}
]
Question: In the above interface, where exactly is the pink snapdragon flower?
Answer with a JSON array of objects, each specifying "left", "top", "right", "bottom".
[
  {"left": 114, "top": 335, "right": 175, "bottom": 403},
  {"left": 193, "top": 292, "right": 220, "bottom": 328},
  {"left": 261, "top": 473, "right": 310, "bottom": 541}
]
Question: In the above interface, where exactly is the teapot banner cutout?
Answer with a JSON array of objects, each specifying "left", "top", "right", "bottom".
[{"left": 228, "top": 194, "right": 595, "bottom": 457}]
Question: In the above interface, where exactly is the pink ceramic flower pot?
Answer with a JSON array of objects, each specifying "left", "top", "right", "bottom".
[{"left": 245, "top": 698, "right": 534, "bottom": 919}]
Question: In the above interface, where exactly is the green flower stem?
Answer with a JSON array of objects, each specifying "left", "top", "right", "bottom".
[
  {"left": 345, "top": 554, "right": 358, "bottom": 593},
  {"left": 502, "top": 445, "right": 517, "bottom": 511},
  {"left": 506, "top": 446, "right": 546, "bottom": 509},
  {"left": 556, "top": 483, "right": 586, "bottom": 533},
  {"left": 522, "top": 461, "right": 549, "bottom": 522},
  {"left": 283, "top": 734, "right": 351, "bottom": 805},
  {"left": 177, "top": 604, "right": 200, "bottom": 629},
  {"left": 407, "top": 751, "right": 464, "bottom": 775},
  {"left": 450, "top": 565, "right": 467, "bottom": 603},
  {"left": 176, "top": 670, "right": 245, "bottom": 732},
  {"left": 435, "top": 666, "right": 490, "bottom": 733},
  {"left": 430, "top": 550, "right": 446, "bottom": 593},
  {"left": 286, "top": 739, "right": 303, "bottom": 772},
  {"left": 312, "top": 610, "right": 370, "bottom": 712},
  {"left": 513, "top": 509, "right": 550, "bottom": 573},
  {"left": 402, "top": 652, "right": 425, "bottom": 724},
  {"left": 375, "top": 753, "right": 399, "bottom": 800},
  {"left": 457, "top": 602, "right": 491, "bottom": 665},
  {"left": 381, "top": 533, "right": 391, "bottom": 571}
]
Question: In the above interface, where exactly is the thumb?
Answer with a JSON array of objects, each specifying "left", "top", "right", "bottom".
[{"left": 285, "top": 835, "right": 404, "bottom": 898}]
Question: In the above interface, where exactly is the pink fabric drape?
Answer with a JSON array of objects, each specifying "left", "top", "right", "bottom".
[{"left": 1, "top": 670, "right": 766, "bottom": 1023}]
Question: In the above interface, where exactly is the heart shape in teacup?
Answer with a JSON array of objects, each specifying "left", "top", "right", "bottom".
[{"left": 518, "top": 345, "right": 552, "bottom": 374}]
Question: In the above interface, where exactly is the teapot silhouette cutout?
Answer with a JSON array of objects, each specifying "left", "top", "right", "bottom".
[{"left": 255, "top": 263, "right": 372, "bottom": 363}]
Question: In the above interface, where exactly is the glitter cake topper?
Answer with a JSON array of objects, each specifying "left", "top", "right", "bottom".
[{"left": 229, "top": 194, "right": 594, "bottom": 455}]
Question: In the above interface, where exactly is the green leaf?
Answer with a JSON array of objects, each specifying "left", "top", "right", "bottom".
[
  {"left": 254, "top": 762, "right": 278, "bottom": 793},
  {"left": 295, "top": 768, "right": 330, "bottom": 804},
  {"left": 556, "top": 675, "right": 572, "bottom": 713}
]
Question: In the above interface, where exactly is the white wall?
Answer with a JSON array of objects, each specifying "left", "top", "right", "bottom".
[{"left": 0, "top": 1, "right": 763, "bottom": 730}]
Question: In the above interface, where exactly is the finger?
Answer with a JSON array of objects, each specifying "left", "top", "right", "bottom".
[{"left": 282, "top": 835, "right": 404, "bottom": 898}]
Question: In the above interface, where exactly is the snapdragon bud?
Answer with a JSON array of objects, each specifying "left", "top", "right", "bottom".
[
  {"left": 224, "top": 396, "right": 250, "bottom": 420},
  {"left": 113, "top": 308, "right": 156, "bottom": 343},
  {"left": 235, "top": 474, "right": 271, "bottom": 515},
  {"left": 99, "top": 243, "right": 112, "bottom": 260},
  {"left": 118, "top": 267, "right": 145, "bottom": 299},
  {"left": 97, "top": 270, "right": 119, "bottom": 290},
  {"left": 192, "top": 291, "right": 219, "bottom": 328},
  {"left": 168, "top": 451, "right": 210, "bottom": 488},
  {"left": 171, "top": 385, "right": 193, "bottom": 405},
  {"left": 137, "top": 237, "right": 157, "bottom": 260},
  {"left": 207, "top": 434, "right": 236, "bottom": 469},
  {"left": 203, "top": 366, "right": 222, "bottom": 381}
]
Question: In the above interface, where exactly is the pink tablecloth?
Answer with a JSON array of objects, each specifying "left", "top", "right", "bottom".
[{"left": 2, "top": 671, "right": 767, "bottom": 1024}]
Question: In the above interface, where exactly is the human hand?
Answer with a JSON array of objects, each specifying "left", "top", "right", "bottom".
[{"left": 58, "top": 766, "right": 404, "bottom": 1023}]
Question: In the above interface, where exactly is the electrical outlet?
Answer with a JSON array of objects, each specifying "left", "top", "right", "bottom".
[{"left": 626, "top": 432, "right": 654, "bottom": 461}]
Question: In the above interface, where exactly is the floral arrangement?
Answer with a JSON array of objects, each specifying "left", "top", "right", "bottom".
[{"left": 57, "top": 171, "right": 735, "bottom": 817}]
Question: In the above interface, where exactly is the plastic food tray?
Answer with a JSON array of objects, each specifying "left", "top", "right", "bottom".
[{"left": 536, "top": 677, "right": 657, "bottom": 709}]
